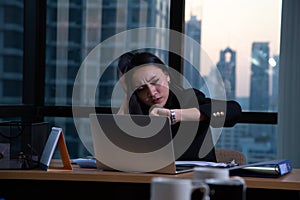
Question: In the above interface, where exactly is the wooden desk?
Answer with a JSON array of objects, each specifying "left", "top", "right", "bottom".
[
  {"left": 0, "top": 166, "right": 299, "bottom": 199},
  {"left": 242, "top": 169, "right": 300, "bottom": 191},
  {"left": 0, "top": 167, "right": 299, "bottom": 190},
  {"left": 0, "top": 166, "right": 192, "bottom": 183}
]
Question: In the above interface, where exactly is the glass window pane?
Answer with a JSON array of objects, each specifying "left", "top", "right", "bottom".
[
  {"left": 216, "top": 124, "right": 277, "bottom": 163},
  {"left": 185, "top": 0, "right": 282, "bottom": 164},
  {"left": 44, "top": 117, "right": 91, "bottom": 159},
  {"left": 3, "top": 80, "right": 22, "bottom": 97},
  {"left": 184, "top": 0, "right": 281, "bottom": 112},
  {"left": 46, "top": 0, "right": 171, "bottom": 158},
  {"left": 0, "top": 1, "right": 24, "bottom": 105},
  {"left": 45, "top": 0, "right": 170, "bottom": 107},
  {"left": 4, "top": 4, "right": 23, "bottom": 24}
]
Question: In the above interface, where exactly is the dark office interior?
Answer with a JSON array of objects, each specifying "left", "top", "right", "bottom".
[{"left": 0, "top": 0, "right": 299, "bottom": 199}]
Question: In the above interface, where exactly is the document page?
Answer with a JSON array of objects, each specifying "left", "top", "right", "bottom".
[{"left": 175, "top": 161, "right": 228, "bottom": 168}]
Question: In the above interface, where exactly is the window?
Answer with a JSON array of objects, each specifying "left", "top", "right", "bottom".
[
  {"left": 4, "top": 4, "right": 23, "bottom": 24},
  {"left": 185, "top": 0, "right": 282, "bottom": 163},
  {"left": 3, "top": 55, "right": 22, "bottom": 73},
  {"left": 185, "top": 0, "right": 281, "bottom": 110},
  {"left": 3, "top": 80, "right": 22, "bottom": 97},
  {"left": 44, "top": 0, "right": 171, "bottom": 158},
  {"left": 0, "top": 1, "right": 23, "bottom": 105},
  {"left": 0, "top": 0, "right": 285, "bottom": 162}
]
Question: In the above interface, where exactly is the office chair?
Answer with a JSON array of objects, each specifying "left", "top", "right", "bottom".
[{"left": 215, "top": 149, "right": 246, "bottom": 166}]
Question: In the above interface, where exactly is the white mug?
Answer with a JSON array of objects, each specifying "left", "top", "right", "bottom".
[
  {"left": 192, "top": 167, "right": 246, "bottom": 200},
  {"left": 193, "top": 167, "right": 229, "bottom": 181},
  {"left": 151, "top": 177, "right": 209, "bottom": 200}
]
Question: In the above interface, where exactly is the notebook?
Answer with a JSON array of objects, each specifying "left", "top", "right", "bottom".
[{"left": 89, "top": 113, "right": 194, "bottom": 174}]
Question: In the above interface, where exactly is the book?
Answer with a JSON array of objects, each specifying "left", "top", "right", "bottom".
[
  {"left": 229, "top": 159, "right": 293, "bottom": 178},
  {"left": 71, "top": 158, "right": 97, "bottom": 168}
]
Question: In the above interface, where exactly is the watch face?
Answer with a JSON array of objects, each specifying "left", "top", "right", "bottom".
[{"left": 170, "top": 110, "right": 176, "bottom": 124}]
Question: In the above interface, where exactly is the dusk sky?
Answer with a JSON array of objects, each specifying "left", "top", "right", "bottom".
[{"left": 185, "top": 0, "right": 282, "bottom": 97}]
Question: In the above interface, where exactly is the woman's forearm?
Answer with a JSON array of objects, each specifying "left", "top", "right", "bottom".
[{"left": 172, "top": 108, "right": 207, "bottom": 123}]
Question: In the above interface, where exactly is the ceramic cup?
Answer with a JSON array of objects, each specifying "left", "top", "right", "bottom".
[
  {"left": 192, "top": 167, "right": 246, "bottom": 200},
  {"left": 192, "top": 167, "right": 229, "bottom": 181},
  {"left": 150, "top": 177, "right": 209, "bottom": 200}
]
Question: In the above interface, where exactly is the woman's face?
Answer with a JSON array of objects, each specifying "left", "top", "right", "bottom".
[{"left": 131, "top": 65, "right": 170, "bottom": 107}]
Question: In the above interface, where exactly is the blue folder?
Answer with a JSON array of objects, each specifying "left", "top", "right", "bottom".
[{"left": 229, "top": 159, "right": 293, "bottom": 178}]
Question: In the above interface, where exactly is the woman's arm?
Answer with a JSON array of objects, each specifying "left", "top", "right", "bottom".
[
  {"left": 149, "top": 107, "right": 207, "bottom": 124},
  {"left": 199, "top": 100, "right": 242, "bottom": 127},
  {"left": 150, "top": 88, "right": 242, "bottom": 127},
  {"left": 188, "top": 88, "right": 242, "bottom": 127},
  {"left": 117, "top": 100, "right": 128, "bottom": 114},
  {"left": 168, "top": 108, "right": 207, "bottom": 123},
  {"left": 150, "top": 101, "right": 241, "bottom": 127}
]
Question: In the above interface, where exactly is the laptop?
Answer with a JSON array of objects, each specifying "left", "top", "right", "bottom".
[{"left": 89, "top": 113, "right": 194, "bottom": 174}]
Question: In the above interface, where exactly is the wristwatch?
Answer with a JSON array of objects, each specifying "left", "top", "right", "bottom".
[{"left": 170, "top": 109, "right": 176, "bottom": 125}]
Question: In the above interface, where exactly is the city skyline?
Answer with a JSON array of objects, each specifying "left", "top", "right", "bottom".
[{"left": 185, "top": 0, "right": 282, "bottom": 97}]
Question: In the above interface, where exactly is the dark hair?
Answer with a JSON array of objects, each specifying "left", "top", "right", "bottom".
[
  {"left": 126, "top": 52, "right": 165, "bottom": 71},
  {"left": 117, "top": 52, "right": 134, "bottom": 79},
  {"left": 119, "top": 51, "right": 184, "bottom": 114}
]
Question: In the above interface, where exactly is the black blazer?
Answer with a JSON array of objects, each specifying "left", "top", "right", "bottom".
[{"left": 164, "top": 88, "right": 242, "bottom": 162}]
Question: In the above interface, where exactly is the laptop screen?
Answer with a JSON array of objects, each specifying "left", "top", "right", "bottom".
[{"left": 89, "top": 114, "right": 182, "bottom": 173}]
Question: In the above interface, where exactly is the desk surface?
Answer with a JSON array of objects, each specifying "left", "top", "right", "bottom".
[{"left": 0, "top": 166, "right": 299, "bottom": 191}]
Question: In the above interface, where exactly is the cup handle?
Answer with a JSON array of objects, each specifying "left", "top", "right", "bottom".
[{"left": 192, "top": 182, "right": 210, "bottom": 200}]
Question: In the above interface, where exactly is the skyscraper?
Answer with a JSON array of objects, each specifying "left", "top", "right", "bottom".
[
  {"left": 214, "top": 47, "right": 243, "bottom": 152},
  {"left": 184, "top": 15, "right": 203, "bottom": 90},
  {"left": 0, "top": 1, "right": 23, "bottom": 104},
  {"left": 249, "top": 42, "right": 270, "bottom": 111},
  {"left": 270, "top": 55, "right": 280, "bottom": 111},
  {"left": 248, "top": 42, "right": 275, "bottom": 162},
  {"left": 216, "top": 47, "right": 236, "bottom": 100}
]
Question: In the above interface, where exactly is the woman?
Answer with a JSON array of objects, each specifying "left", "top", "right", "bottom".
[{"left": 118, "top": 51, "right": 242, "bottom": 162}]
